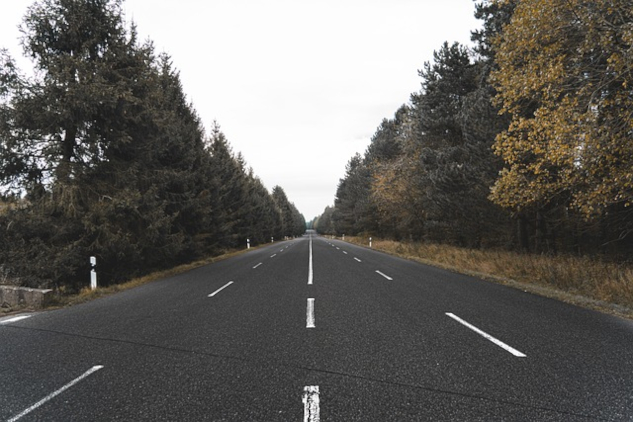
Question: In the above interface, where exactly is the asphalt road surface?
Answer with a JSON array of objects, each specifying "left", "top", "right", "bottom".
[{"left": 2, "top": 234, "right": 632, "bottom": 421}]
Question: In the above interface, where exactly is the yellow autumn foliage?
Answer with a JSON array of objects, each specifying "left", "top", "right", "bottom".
[
  {"left": 370, "top": 155, "right": 422, "bottom": 228},
  {"left": 490, "top": 0, "right": 633, "bottom": 215}
]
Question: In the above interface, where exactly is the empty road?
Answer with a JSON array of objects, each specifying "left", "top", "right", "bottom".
[{"left": 1, "top": 234, "right": 632, "bottom": 421}]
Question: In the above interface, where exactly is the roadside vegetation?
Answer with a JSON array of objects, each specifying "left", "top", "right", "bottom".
[
  {"left": 8, "top": 246, "right": 252, "bottom": 314},
  {"left": 0, "top": 0, "right": 305, "bottom": 294},
  {"left": 312, "top": 0, "right": 633, "bottom": 316},
  {"left": 342, "top": 236, "right": 633, "bottom": 319}
]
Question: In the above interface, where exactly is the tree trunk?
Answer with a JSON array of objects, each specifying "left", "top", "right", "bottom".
[
  {"left": 57, "top": 125, "right": 77, "bottom": 182},
  {"left": 517, "top": 213, "right": 530, "bottom": 252}
]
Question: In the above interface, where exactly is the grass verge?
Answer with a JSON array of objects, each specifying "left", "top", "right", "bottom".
[{"left": 341, "top": 235, "right": 633, "bottom": 320}]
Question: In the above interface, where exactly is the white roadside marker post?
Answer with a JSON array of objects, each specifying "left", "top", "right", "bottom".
[
  {"left": 90, "top": 256, "right": 97, "bottom": 290},
  {"left": 369, "top": 237, "right": 372, "bottom": 248},
  {"left": 247, "top": 238, "right": 251, "bottom": 249}
]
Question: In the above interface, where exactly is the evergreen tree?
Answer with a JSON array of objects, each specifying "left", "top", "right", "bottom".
[
  {"left": 272, "top": 185, "right": 304, "bottom": 237},
  {"left": 332, "top": 154, "right": 374, "bottom": 236},
  {"left": 0, "top": 0, "right": 306, "bottom": 289},
  {"left": 314, "top": 206, "right": 336, "bottom": 235},
  {"left": 243, "top": 172, "right": 283, "bottom": 244},
  {"left": 407, "top": 42, "right": 507, "bottom": 246},
  {"left": 206, "top": 123, "right": 251, "bottom": 248}
]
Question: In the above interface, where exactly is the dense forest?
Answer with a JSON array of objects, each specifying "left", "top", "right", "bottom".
[
  {"left": 314, "top": 0, "right": 633, "bottom": 259},
  {"left": 0, "top": 0, "right": 305, "bottom": 291}
]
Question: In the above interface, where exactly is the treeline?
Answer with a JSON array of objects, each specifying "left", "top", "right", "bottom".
[
  {"left": 0, "top": 0, "right": 305, "bottom": 291},
  {"left": 314, "top": 0, "right": 633, "bottom": 258}
]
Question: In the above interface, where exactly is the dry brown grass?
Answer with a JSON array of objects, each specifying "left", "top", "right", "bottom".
[
  {"left": 0, "top": 247, "right": 257, "bottom": 315},
  {"left": 343, "top": 236, "right": 633, "bottom": 319}
]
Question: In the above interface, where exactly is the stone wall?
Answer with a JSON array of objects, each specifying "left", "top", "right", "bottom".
[{"left": 0, "top": 286, "right": 53, "bottom": 309}]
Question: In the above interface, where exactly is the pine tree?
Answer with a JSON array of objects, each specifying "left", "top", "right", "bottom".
[{"left": 332, "top": 154, "right": 374, "bottom": 236}]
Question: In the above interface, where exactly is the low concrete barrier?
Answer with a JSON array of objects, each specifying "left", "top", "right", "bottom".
[{"left": 0, "top": 285, "right": 53, "bottom": 309}]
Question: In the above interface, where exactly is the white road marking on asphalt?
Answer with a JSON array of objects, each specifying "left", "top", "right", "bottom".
[
  {"left": 342, "top": 251, "right": 348, "bottom": 254},
  {"left": 208, "top": 281, "right": 234, "bottom": 297},
  {"left": 306, "top": 298, "right": 315, "bottom": 328},
  {"left": 308, "top": 235, "right": 314, "bottom": 285},
  {"left": 336, "top": 247, "right": 340, "bottom": 250},
  {"left": 376, "top": 270, "right": 393, "bottom": 280},
  {"left": 303, "top": 385, "right": 320, "bottom": 422},
  {"left": 253, "top": 263, "right": 263, "bottom": 269},
  {"left": 271, "top": 254, "right": 277, "bottom": 258},
  {"left": 446, "top": 313, "right": 526, "bottom": 358},
  {"left": 7, "top": 365, "right": 104, "bottom": 422},
  {"left": 0, "top": 315, "right": 31, "bottom": 324},
  {"left": 354, "top": 258, "right": 362, "bottom": 262}
]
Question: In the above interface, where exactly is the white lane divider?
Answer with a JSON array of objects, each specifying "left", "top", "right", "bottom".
[
  {"left": 376, "top": 270, "right": 393, "bottom": 280},
  {"left": 446, "top": 313, "right": 526, "bottom": 358},
  {"left": 308, "top": 235, "right": 314, "bottom": 285},
  {"left": 253, "top": 263, "right": 263, "bottom": 269},
  {"left": 306, "top": 298, "right": 315, "bottom": 328},
  {"left": 7, "top": 365, "right": 104, "bottom": 422},
  {"left": 271, "top": 254, "right": 277, "bottom": 258},
  {"left": 303, "top": 385, "right": 320, "bottom": 422},
  {"left": 208, "top": 281, "right": 234, "bottom": 297},
  {"left": 342, "top": 251, "right": 348, "bottom": 255},
  {"left": 354, "top": 258, "right": 362, "bottom": 262},
  {"left": 0, "top": 315, "right": 31, "bottom": 325}
]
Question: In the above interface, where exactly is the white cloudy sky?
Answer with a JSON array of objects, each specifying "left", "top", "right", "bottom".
[{"left": 0, "top": 0, "right": 481, "bottom": 220}]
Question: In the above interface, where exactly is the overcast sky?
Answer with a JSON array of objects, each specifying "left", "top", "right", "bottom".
[{"left": 1, "top": 0, "right": 481, "bottom": 220}]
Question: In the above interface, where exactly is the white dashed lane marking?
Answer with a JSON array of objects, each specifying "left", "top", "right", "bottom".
[
  {"left": 7, "top": 365, "right": 104, "bottom": 422},
  {"left": 303, "top": 385, "right": 320, "bottom": 422},
  {"left": 306, "top": 298, "right": 315, "bottom": 328},
  {"left": 446, "top": 313, "right": 526, "bottom": 358},
  {"left": 208, "top": 281, "right": 234, "bottom": 298},
  {"left": 376, "top": 270, "right": 393, "bottom": 280}
]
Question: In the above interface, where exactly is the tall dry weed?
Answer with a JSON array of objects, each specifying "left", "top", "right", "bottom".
[{"left": 344, "top": 236, "right": 633, "bottom": 312}]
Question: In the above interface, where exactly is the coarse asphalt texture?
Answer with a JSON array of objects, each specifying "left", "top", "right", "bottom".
[{"left": 1, "top": 233, "right": 632, "bottom": 421}]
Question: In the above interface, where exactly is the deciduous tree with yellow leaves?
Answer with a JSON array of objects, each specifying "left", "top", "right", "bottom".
[{"left": 490, "top": 0, "right": 633, "bottom": 219}]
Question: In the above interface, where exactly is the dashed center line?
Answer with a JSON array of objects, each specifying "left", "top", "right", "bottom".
[
  {"left": 7, "top": 365, "right": 104, "bottom": 422},
  {"left": 308, "top": 235, "right": 314, "bottom": 285},
  {"left": 271, "top": 254, "right": 277, "bottom": 258},
  {"left": 208, "top": 281, "right": 234, "bottom": 297},
  {"left": 306, "top": 298, "right": 315, "bottom": 328},
  {"left": 354, "top": 258, "right": 362, "bottom": 262},
  {"left": 446, "top": 313, "right": 526, "bottom": 358},
  {"left": 342, "top": 251, "right": 348, "bottom": 254},
  {"left": 376, "top": 270, "right": 393, "bottom": 280},
  {"left": 253, "top": 263, "right": 263, "bottom": 269},
  {"left": 303, "top": 385, "right": 320, "bottom": 422}
]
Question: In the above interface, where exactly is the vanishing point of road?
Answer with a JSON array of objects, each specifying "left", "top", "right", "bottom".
[{"left": 2, "top": 233, "right": 632, "bottom": 420}]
